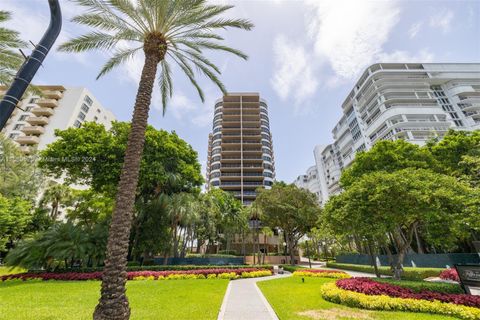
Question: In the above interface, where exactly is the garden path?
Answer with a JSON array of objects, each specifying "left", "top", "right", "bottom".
[{"left": 217, "top": 273, "right": 291, "bottom": 320}]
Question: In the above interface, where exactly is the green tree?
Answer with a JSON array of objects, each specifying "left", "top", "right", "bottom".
[
  {"left": 0, "top": 11, "right": 26, "bottom": 86},
  {"left": 61, "top": 2, "right": 252, "bottom": 315},
  {"left": 324, "top": 168, "right": 475, "bottom": 280},
  {"left": 254, "top": 183, "right": 321, "bottom": 265},
  {"left": 340, "top": 139, "right": 438, "bottom": 188},
  {"left": 67, "top": 189, "right": 114, "bottom": 227},
  {"left": 40, "top": 182, "right": 75, "bottom": 220},
  {"left": 0, "top": 134, "right": 42, "bottom": 200},
  {"left": 0, "top": 194, "right": 32, "bottom": 252}
]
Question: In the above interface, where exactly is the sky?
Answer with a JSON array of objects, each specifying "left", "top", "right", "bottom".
[{"left": 4, "top": 0, "right": 480, "bottom": 182}]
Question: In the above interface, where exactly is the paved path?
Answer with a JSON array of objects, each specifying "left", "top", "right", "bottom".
[{"left": 218, "top": 273, "right": 291, "bottom": 320}]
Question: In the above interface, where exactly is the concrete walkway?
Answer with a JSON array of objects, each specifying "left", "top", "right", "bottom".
[{"left": 218, "top": 273, "right": 291, "bottom": 320}]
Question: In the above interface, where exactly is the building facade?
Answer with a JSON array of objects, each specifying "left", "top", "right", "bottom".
[
  {"left": 293, "top": 165, "right": 323, "bottom": 204},
  {"left": 303, "top": 63, "right": 480, "bottom": 204},
  {"left": 206, "top": 93, "right": 275, "bottom": 205},
  {"left": 1, "top": 86, "right": 116, "bottom": 154}
]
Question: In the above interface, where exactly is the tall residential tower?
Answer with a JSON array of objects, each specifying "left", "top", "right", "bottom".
[{"left": 206, "top": 93, "right": 275, "bottom": 205}]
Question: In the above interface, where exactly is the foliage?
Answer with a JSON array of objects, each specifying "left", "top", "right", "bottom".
[
  {"left": 0, "top": 134, "right": 42, "bottom": 200},
  {"left": 323, "top": 168, "right": 476, "bottom": 279},
  {"left": 372, "top": 278, "right": 463, "bottom": 294},
  {"left": 321, "top": 282, "right": 480, "bottom": 320},
  {"left": 440, "top": 268, "right": 460, "bottom": 282},
  {"left": 1, "top": 268, "right": 271, "bottom": 281},
  {"left": 0, "top": 194, "right": 32, "bottom": 252},
  {"left": 340, "top": 139, "right": 438, "bottom": 188},
  {"left": 293, "top": 270, "right": 350, "bottom": 279},
  {"left": 39, "top": 122, "right": 203, "bottom": 197},
  {"left": 336, "top": 277, "right": 480, "bottom": 307},
  {"left": 4, "top": 222, "right": 108, "bottom": 270},
  {"left": 39, "top": 181, "right": 75, "bottom": 220},
  {"left": 0, "top": 11, "right": 26, "bottom": 86},
  {"left": 0, "top": 280, "right": 229, "bottom": 320},
  {"left": 255, "top": 182, "right": 321, "bottom": 264},
  {"left": 28, "top": 265, "right": 273, "bottom": 273},
  {"left": 258, "top": 277, "right": 451, "bottom": 320},
  {"left": 326, "top": 262, "right": 444, "bottom": 280},
  {"left": 66, "top": 189, "right": 114, "bottom": 227}
]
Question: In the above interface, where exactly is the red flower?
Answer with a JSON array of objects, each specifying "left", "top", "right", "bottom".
[
  {"left": 439, "top": 269, "right": 460, "bottom": 282},
  {"left": 336, "top": 278, "right": 479, "bottom": 308}
]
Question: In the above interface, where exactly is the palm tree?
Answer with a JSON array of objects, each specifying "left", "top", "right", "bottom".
[
  {"left": 60, "top": 1, "right": 253, "bottom": 318},
  {"left": 40, "top": 182, "right": 74, "bottom": 220},
  {"left": 0, "top": 11, "right": 26, "bottom": 86}
]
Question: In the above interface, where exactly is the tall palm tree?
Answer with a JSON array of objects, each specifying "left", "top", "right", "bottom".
[
  {"left": 60, "top": 1, "right": 253, "bottom": 318},
  {"left": 0, "top": 11, "right": 26, "bottom": 86}
]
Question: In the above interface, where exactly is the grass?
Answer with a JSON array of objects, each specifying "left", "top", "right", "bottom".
[
  {"left": 0, "top": 279, "right": 228, "bottom": 320},
  {"left": 326, "top": 262, "right": 444, "bottom": 280},
  {"left": 258, "top": 277, "right": 458, "bottom": 320},
  {"left": 0, "top": 266, "right": 26, "bottom": 276}
]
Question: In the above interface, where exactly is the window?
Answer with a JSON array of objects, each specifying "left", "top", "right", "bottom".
[
  {"left": 78, "top": 112, "right": 86, "bottom": 120},
  {"left": 19, "top": 115, "right": 28, "bottom": 121},
  {"left": 84, "top": 95, "right": 93, "bottom": 106},
  {"left": 81, "top": 103, "right": 90, "bottom": 113},
  {"left": 73, "top": 120, "right": 82, "bottom": 128},
  {"left": 96, "top": 108, "right": 101, "bottom": 113},
  {"left": 29, "top": 98, "right": 38, "bottom": 103},
  {"left": 13, "top": 124, "right": 24, "bottom": 130},
  {"left": 9, "top": 133, "right": 19, "bottom": 139},
  {"left": 25, "top": 106, "right": 33, "bottom": 112},
  {"left": 94, "top": 116, "right": 98, "bottom": 121},
  {"left": 454, "top": 120, "right": 464, "bottom": 127}
]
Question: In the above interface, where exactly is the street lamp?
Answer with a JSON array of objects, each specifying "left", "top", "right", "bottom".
[{"left": 248, "top": 216, "right": 261, "bottom": 264}]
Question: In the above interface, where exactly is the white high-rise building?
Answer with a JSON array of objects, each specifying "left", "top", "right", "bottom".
[
  {"left": 1, "top": 86, "right": 116, "bottom": 154},
  {"left": 300, "top": 63, "right": 480, "bottom": 204},
  {"left": 293, "top": 165, "right": 323, "bottom": 204}
]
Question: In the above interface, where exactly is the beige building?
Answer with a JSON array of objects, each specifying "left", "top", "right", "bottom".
[
  {"left": 206, "top": 93, "right": 275, "bottom": 205},
  {"left": 1, "top": 85, "right": 116, "bottom": 154}
]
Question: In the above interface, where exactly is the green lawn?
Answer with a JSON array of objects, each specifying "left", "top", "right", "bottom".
[
  {"left": 0, "top": 279, "right": 229, "bottom": 320},
  {"left": 258, "top": 277, "right": 458, "bottom": 320}
]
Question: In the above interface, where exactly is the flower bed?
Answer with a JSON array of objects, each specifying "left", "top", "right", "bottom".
[
  {"left": 440, "top": 268, "right": 460, "bottom": 282},
  {"left": 321, "top": 282, "right": 480, "bottom": 320},
  {"left": 0, "top": 268, "right": 272, "bottom": 282},
  {"left": 336, "top": 278, "right": 480, "bottom": 308},
  {"left": 293, "top": 269, "right": 351, "bottom": 279}
]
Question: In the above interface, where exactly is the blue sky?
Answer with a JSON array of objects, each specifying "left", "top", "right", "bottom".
[{"left": 4, "top": 0, "right": 480, "bottom": 182}]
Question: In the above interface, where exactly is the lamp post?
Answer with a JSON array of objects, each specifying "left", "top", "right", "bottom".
[{"left": 248, "top": 216, "right": 260, "bottom": 265}]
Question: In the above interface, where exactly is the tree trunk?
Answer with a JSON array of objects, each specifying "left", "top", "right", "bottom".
[
  {"left": 414, "top": 225, "right": 424, "bottom": 254},
  {"left": 93, "top": 48, "right": 160, "bottom": 320},
  {"left": 367, "top": 240, "right": 380, "bottom": 278}
]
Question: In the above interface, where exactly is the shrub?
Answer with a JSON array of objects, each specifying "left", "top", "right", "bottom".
[
  {"left": 321, "top": 282, "right": 480, "bottom": 320},
  {"left": 29, "top": 265, "right": 274, "bottom": 273},
  {"left": 327, "top": 262, "right": 444, "bottom": 280},
  {"left": 336, "top": 278, "right": 480, "bottom": 308},
  {"left": 293, "top": 269, "right": 351, "bottom": 279},
  {"left": 372, "top": 278, "right": 463, "bottom": 294},
  {"left": 440, "top": 268, "right": 460, "bottom": 282}
]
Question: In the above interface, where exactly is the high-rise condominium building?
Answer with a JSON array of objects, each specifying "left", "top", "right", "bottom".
[
  {"left": 206, "top": 93, "right": 275, "bottom": 205},
  {"left": 293, "top": 165, "right": 323, "bottom": 204},
  {"left": 296, "top": 63, "right": 480, "bottom": 204},
  {"left": 1, "top": 86, "right": 116, "bottom": 154}
]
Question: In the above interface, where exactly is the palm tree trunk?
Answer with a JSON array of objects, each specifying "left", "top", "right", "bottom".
[{"left": 93, "top": 49, "right": 160, "bottom": 320}]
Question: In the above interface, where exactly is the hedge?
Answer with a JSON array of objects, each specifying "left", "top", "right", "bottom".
[
  {"left": 372, "top": 278, "right": 463, "bottom": 294},
  {"left": 293, "top": 270, "right": 351, "bottom": 279},
  {"left": 326, "top": 262, "right": 444, "bottom": 280},
  {"left": 321, "top": 282, "right": 480, "bottom": 320},
  {"left": 28, "top": 265, "right": 273, "bottom": 273}
]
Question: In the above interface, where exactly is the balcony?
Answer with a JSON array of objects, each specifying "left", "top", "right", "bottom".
[
  {"left": 15, "top": 135, "right": 40, "bottom": 145},
  {"left": 26, "top": 116, "right": 49, "bottom": 125},
  {"left": 36, "top": 98, "right": 59, "bottom": 108},
  {"left": 19, "top": 146, "right": 33, "bottom": 154},
  {"left": 42, "top": 90, "right": 63, "bottom": 99},
  {"left": 31, "top": 107, "right": 54, "bottom": 116},
  {"left": 21, "top": 126, "right": 45, "bottom": 135}
]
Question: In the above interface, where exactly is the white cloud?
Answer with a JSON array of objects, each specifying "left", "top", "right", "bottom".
[
  {"left": 306, "top": 0, "right": 401, "bottom": 80},
  {"left": 270, "top": 35, "right": 318, "bottom": 108},
  {"left": 378, "top": 49, "right": 435, "bottom": 63},
  {"left": 409, "top": 22, "right": 423, "bottom": 39},
  {"left": 429, "top": 8, "right": 454, "bottom": 33}
]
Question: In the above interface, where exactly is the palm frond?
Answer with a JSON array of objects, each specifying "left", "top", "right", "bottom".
[
  {"left": 58, "top": 31, "right": 138, "bottom": 52},
  {"left": 158, "top": 59, "right": 173, "bottom": 114}
]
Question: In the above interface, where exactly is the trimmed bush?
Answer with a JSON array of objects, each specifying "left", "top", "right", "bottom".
[
  {"left": 336, "top": 277, "right": 480, "bottom": 308},
  {"left": 321, "top": 282, "right": 480, "bottom": 320},
  {"left": 440, "top": 268, "right": 460, "bottom": 282},
  {"left": 327, "top": 262, "right": 444, "bottom": 280},
  {"left": 293, "top": 269, "right": 351, "bottom": 279},
  {"left": 372, "top": 278, "right": 463, "bottom": 294}
]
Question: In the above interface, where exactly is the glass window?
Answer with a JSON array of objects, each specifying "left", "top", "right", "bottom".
[
  {"left": 74, "top": 120, "right": 82, "bottom": 128},
  {"left": 81, "top": 103, "right": 89, "bottom": 113},
  {"left": 29, "top": 98, "right": 38, "bottom": 103},
  {"left": 84, "top": 95, "right": 93, "bottom": 106},
  {"left": 78, "top": 112, "right": 86, "bottom": 120},
  {"left": 25, "top": 106, "right": 33, "bottom": 112},
  {"left": 19, "top": 115, "right": 28, "bottom": 121},
  {"left": 9, "top": 133, "right": 19, "bottom": 139},
  {"left": 14, "top": 124, "right": 24, "bottom": 130}
]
